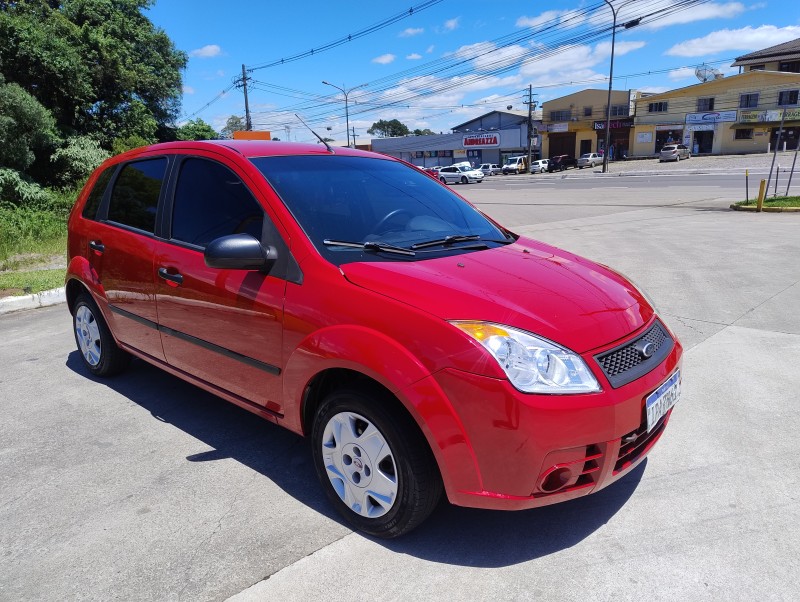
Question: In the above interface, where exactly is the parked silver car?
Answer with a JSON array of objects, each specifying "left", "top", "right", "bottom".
[
  {"left": 577, "top": 153, "right": 602, "bottom": 169},
  {"left": 438, "top": 165, "right": 484, "bottom": 184},
  {"left": 659, "top": 144, "right": 691, "bottom": 162},
  {"left": 530, "top": 159, "right": 550, "bottom": 173},
  {"left": 479, "top": 163, "right": 502, "bottom": 176}
]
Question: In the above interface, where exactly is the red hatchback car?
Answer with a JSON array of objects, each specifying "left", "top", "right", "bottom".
[{"left": 67, "top": 141, "right": 682, "bottom": 537}]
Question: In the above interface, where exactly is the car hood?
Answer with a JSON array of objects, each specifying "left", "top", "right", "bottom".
[{"left": 340, "top": 237, "right": 653, "bottom": 354}]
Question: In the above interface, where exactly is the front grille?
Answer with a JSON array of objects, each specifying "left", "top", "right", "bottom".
[
  {"left": 595, "top": 321, "right": 673, "bottom": 388},
  {"left": 613, "top": 412, "right": 669, "bottom": 474}
]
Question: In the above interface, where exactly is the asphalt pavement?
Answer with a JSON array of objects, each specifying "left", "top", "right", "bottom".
[{"left": 2, "top": 169, "right": 799, "bottom": 601}]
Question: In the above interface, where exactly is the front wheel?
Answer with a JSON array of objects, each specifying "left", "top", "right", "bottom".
[
  {"left": 311, "top": 387, "right": 442, "bottom": 538},
  {"left": 460, "top": 176, "right": 468, "bottom": 184},
  {"left": 73, "top": 293, "right": 130, "bottom": 376}
]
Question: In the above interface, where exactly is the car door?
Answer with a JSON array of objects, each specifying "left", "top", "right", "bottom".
[
  {"left": 440, "top": 166, "right": 457, "bottom": 183},
  {"left": 153, "top": 154, "right": 288, "bottom": 412},
  {"left": 87, "top": 156, "right": 169, "bottom": 361}
]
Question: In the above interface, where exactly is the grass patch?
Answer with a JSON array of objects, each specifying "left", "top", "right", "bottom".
[
  {"left": 735, "top": 195, "right": 800, "bottom": 207},
  {"left": 0, "top": 268, "right": 65, "bottom": 297}
]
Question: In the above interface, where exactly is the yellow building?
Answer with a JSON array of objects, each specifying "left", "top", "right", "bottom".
[
  {"left": 541, "top": 89, "right": 635, "bottom": 160},
  {"left": 631, "top": 70, "right": 800, "bottom": 156}
]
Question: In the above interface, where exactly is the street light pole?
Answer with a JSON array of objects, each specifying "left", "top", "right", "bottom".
[
  {"left": 602, "top": 0, "right": 618, "bottom": 174},
  {"left": 602, "top": 1, "right": 640, "bottom": 173},
  {"left": 322, "top": 81, "right": 367, "bottom": 147}
]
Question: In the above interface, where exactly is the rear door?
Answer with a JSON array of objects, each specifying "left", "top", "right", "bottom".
[
  {"left": 88, "top": 157, "right": 170, "bottom": 361},
  {"left": 153, "top": 154, "right": 288, "bottom": 411}
]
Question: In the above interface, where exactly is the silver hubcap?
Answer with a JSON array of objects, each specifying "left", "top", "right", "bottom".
[
  {"left": 75, "top": 305, "right": 102, "bottom": 367},
  {"left": 321, "top": 411, "right": 397, "bottom": 518}
]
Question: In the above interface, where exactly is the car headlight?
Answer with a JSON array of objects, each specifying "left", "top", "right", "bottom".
[{"left": 451, "top": 322, "right": 601, "bottom": 394}]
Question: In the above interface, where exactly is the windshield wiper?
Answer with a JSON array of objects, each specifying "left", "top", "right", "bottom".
[
  {"left": 323, "top": 239, "right": 416, "bottom": 256},
  {"left": 410, "top": 234, "right": 495, "bottom": 250}
]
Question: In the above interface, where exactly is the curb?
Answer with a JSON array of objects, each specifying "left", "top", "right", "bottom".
[
  {"left": 0, "top": 287, "right": 66, "bottom": 315},
  {"left": 729, "top": 204, "right": 800, "bottom": 212}
]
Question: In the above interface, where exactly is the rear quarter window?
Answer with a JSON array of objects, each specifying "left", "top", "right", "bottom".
[{"left": 81, "top": 165, "right": 115, "bottom": 220}]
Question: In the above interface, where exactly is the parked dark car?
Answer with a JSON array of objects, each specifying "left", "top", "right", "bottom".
[{"left": 547, "top": 155, "right": 578, "bottom": 172}]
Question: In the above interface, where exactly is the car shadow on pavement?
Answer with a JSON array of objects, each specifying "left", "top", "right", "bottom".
[
  {"left": 66, "top": 352, "right": 646, "bottom": 566},
  {"left": 382, "top": 461, "right": 645, "bottom": 567},
  {"left": 65, "top": 352, "right": 344, "bottom": 526}
]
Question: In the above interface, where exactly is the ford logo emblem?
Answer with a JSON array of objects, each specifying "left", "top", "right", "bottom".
[{"left": 635, "top": 341, "right": 656, "bottom": 359}]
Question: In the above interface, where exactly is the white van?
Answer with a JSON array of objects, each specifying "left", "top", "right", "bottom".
[{"left": 502, "top": 156, "right": 527, "bottom": 175}]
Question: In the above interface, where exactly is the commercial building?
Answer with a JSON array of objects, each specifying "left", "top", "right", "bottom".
[
  {"left": 540, "top": 89, "right": 637, "bottom": 160},
  {"left": 630, "top": 70, "right": 800, "bottom": 156},
  {"left": 732, "top": 37, "right": 800, "bottom": 74},
  {"left": 370, "top": 109, "right": 542, "bottom": 167}
]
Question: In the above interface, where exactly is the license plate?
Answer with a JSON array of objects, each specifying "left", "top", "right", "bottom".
[{"left": 646, "top": 370, "right": 681, "bottom": 432}]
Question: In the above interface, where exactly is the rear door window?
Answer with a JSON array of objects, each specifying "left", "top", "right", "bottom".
[
  {"left": 82, "top": 165, "right": 115, "bottom": 220},
  {"left": 107, "top": 158, "right": 167, "bottom": 233}
]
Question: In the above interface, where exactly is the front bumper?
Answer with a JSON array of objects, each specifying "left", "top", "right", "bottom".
[{"left": 413, "top": 322, "right": 683, "bottom": 510}]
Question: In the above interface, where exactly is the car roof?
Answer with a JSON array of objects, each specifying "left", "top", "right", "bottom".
[{"left": 114, "top": 140, "right": 378, "bottom": 161}]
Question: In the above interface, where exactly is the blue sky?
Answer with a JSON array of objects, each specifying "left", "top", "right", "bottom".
[{"left": 147, "top": 0, "right": 800, "bottom": 142}]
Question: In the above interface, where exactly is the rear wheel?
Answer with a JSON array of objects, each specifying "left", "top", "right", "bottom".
[
  {"left": 439, "top": 176, "right": 447, "bottom": 184},
  {"left": 311, "top": 387, "right": 442, "bottom": 538},
  {"left": 460, "top": 176, "right": 468, "bottom": 184},
  {"left": 73, "top": 293, "right": 130, "bottom": 376}
]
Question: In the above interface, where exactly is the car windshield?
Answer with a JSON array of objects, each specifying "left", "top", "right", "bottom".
[
  {"left": 662, "top": 146, "right": 677, "bottom": 151},
  {"left": 251, "top": 155, "right": 512, "bottom": 265},
  {"left": 457, "top": 166, "right": 474, "bottom": 172},
  {"left": 580, "top": 154, "right": 591, "bottom": 158}
]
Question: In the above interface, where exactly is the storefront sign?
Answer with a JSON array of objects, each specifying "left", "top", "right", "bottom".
[
  {"left": 454, "top": 149, "right": 467, "bottom": 158},
  {"left": 548, "top": 123, "right": 569, "bottom": 133},
  {"left": 462, "top": 133, "right": 500, "bottom": 148},
  {"left": 685, "top": 111, "right": 737, "bottom": 123},
  {"left": 636, "top": 132, "right": 653, "bottom": 143},
  {"left": 687, "top": 123, "right": 716, "bottom": 132},
  {"left": 738, "top": 108, "right": 800, "bottom": 122},
  {"left": 655, "top": 124, "right": 683, "bottom": 131},
  {"left": 593, "top": 119, "right": 634, "bottom": 130}
]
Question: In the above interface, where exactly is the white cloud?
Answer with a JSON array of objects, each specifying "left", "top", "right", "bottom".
[
  {"left": 444, "top": 17, "right": 460, "bottom": 31},
  {"left": 592, "top": 40, "right": 646, "bottom": 60},
  {"left": 372, "top": 53, "right": 396, "bottom": 64},
  {"left": 642, "top": 2, "right": 745, "bottom": 30},
  {"left": 426, "top": 45, "right": 435, "bottom": 53},
  {"left": 406, "top": 53, "right": 422, "bottom": 60},
  {"left": 189, "top": 44, "right": 221, "bottom": 58},
  {"left": 182, "top": 85, "right": 195, "bottom": 94},
  {"left": 520, "top": 40, "right": 645, "bottom": 78},
  {"left": 517, "top": 9, "right": 586, "bottom": 29},
  {"left": 666, "top": 25, "right": 800, "bottom": 56},
  {"left": 399, "top": 27, "right": 424, "bottom": 37},
  {"left": 668, "top": 67, "right": 697, "bottom": 80}
]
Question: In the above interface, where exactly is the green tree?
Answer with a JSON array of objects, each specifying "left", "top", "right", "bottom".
[
  {"left": 413, "top": 128, "right": 435, "bottom": 136},
  {"left": 0, "top": 0, "right": 187, "bottom": 147},
  {"left": 50, "top": 135, "right": 110, "bottom": 187},
  {"left": 220, "top": 115, "right": 246, "bottom": 139},
  {"left": 367, "top": 119, "right": 410, "bottom": 138},
  {"left": 0, "top": 75, "right": 59, "bottom": 172},
  {"left": 176, "top": 118, "right": 218, "bottom": 141}
]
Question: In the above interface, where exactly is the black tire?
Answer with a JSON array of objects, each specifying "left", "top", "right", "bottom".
[
  {"left": 311, "top": 386, "right": 443, "bottom": 538},
  {"left": 460, "top": 176, "right": 468, "bottom": 184},
  {"left": 73, "top": 293, "right": 131, "bottom": 377},
  {"left": 439, "top": 176, "right": 447, "bottom": 184}
]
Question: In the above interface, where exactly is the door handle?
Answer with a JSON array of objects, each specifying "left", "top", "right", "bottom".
[
  {"left": 89, "top": 240, "right": 105, "bottom": 254},
  {"left": 158, "top": 267, "right": 184, "bottom": 286}
]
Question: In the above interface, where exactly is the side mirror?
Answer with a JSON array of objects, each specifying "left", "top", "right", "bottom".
[{"left": 204, "top": 234, "right": 277, "bottom": 272}]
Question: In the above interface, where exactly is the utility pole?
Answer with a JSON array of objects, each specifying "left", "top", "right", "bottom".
[
  {"left": 524, "top": 85, "right": 538, "bottom": 171},
  {"left": 241, "top": 64, "right": 252, "bottom": 131},
  {"left": 351, "top": 126, "right": 356, "bottom": 147}
]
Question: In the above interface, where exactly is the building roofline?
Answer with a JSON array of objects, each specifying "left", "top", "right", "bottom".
[{"left": 633, "top": 70, "right": 800, "bottom": 102}]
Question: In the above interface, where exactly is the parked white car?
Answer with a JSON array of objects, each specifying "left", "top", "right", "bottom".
[
  {"left": 530, "top": 159, "right": 550, "bottom": 173},
  {"left": 479, "top": 163, "right": 502, "bottom": 176},
  {"left": 577, "top": 153, "right": 602, "bottom": 169},
  {"left": 438, "top": 165, "right": 484, "bottom": 184}
]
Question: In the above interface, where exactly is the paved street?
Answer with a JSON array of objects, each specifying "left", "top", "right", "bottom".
[{"left": 2, "top": 168, "right": 799, "bottom": 601}]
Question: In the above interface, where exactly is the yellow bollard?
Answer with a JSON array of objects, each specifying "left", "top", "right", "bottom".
[{"left": 756, "top": 179, "right": 767, "bottom": 212}]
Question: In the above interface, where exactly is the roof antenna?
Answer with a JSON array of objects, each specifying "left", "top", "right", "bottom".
[{"left": 295, "top": 113, "right": 334, "bottom": 153}]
